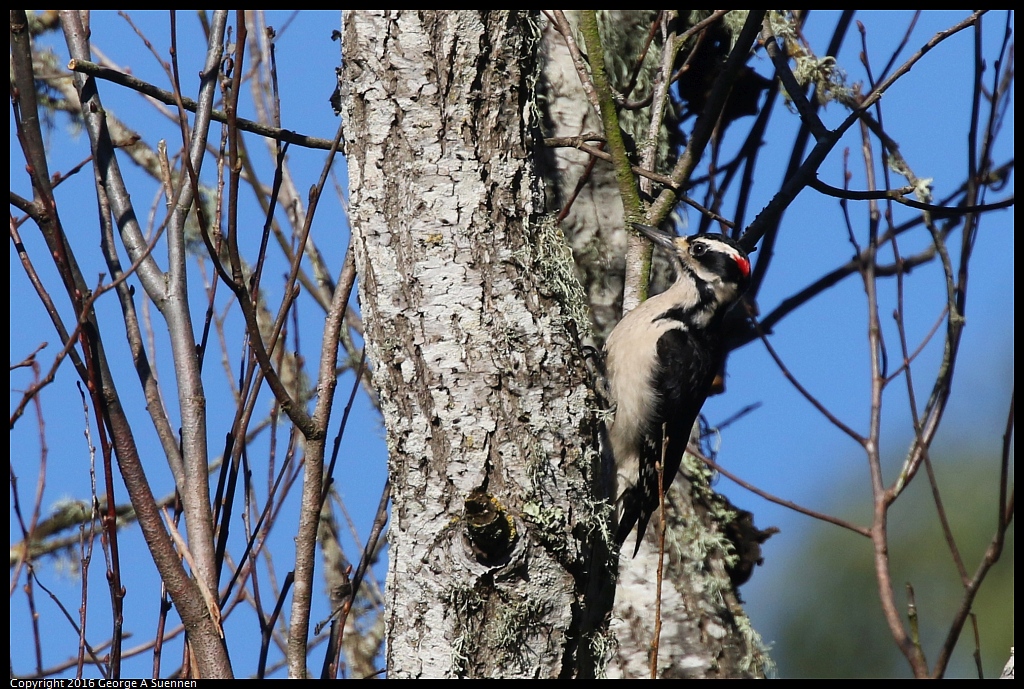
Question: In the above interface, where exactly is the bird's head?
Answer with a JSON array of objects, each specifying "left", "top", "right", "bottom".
[{"left": 632, "top": 223, "right": 751, "bottom": 303}]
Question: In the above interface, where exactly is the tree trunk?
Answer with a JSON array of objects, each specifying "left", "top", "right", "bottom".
[
  {"left": 343, "top": 10, "right": 605, "bottom": 678},
  {"left": 344, "top": 9, "right": 769, "bottom": 678}
]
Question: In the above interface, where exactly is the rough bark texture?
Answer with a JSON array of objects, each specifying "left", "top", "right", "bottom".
[
  {"left": 343, "top": 10, "right": 605, "bottom": 678},
  {"left": 535, "top": 14, "right": 629, "bottom": 344},
  {"left": 537, "top": 11, "right": 770, "bottom": 678},
  {"left": 607, "top": 461, "right": 770, "bottom": 678},
  {"left": 536, "top": 11, "right": 678, "bottom": 344},
  {"left": 344, "top": 9, "right": 768, "bottom": 678}
]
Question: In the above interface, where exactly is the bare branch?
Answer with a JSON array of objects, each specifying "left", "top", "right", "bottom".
[
  {"left": 696, "top": 452, "right": 871, "bottom": 538},
  {"left": 809, "top": 177, "right": 1013, "bottom": 215},
  {"left": 68, "top": 58, "right": 338, "bottom": 150}
]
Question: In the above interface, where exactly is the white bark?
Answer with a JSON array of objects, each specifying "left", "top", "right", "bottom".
[
  {"left": 344, "top": 10, "right": 603, "bottom": 678},
  {"left": 344, "top": 9, "right": 770, "bottom": 678}
]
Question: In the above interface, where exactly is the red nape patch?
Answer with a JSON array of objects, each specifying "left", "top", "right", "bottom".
[{"left": 735, "top": 256, "right": 751, "bottom": 277}]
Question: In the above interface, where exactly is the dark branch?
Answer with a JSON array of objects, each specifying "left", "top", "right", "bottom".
[{"left": 68, "top": 58, "right": 338, "bottom": 150}]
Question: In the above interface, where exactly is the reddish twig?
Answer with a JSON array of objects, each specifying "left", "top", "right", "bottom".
[{"left": 696, "top": 452, "right": 871, "bottom": 538}]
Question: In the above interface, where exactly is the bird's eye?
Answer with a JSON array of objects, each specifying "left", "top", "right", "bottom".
[{"left": 691, "top": 243, "right": 707, "bottom": 257}]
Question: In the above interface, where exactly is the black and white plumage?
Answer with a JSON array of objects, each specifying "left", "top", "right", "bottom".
[{"left": 606, "top": 224, "right": 750, "bottom": 555}]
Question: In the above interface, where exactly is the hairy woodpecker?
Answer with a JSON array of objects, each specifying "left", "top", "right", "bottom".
[{"left": 607, "top": 224, "right": 750, "bottom": 555}]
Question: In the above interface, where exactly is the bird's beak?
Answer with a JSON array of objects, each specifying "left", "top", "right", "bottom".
[{"left": 631, "top": 223, "right": 680, "bottom": 252}]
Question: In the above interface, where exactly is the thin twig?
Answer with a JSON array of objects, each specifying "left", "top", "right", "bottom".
[
  {"left": 545, "top": 11, "right": 601, "bottom": 114},
  {"left": 67, "top": 58, "right": 338, "bottom": 150},
  {"left": 750, "top": 313, "right": 865, "bottom": 445},
  {"left": 331, "top": 480, "right": 392, "bottom": 678},
  {"left": 809, "top": 177, "right": 1013, "bottom": 215},
  {"left": 761, "top": 17, "right": 830, "bottom": 142},
  {"left": 649, "top": 11, "right": 768, "bottom": 225},
  {"left": 696, "top": 452, "right": 871, "bottom": 537},
  {"left": 637, "top": 12, "right": 677, "bottom": 200},
  {"left": 649, "top": 430, "right": 669, "bottom": 678},
  {"left": 673, "top": 10, "right": 732, "bottom": 52}
]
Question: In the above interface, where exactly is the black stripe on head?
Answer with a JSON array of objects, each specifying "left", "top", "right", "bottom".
[{"left": 689, "top": 235, "right": 750, "bottom": 290}]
